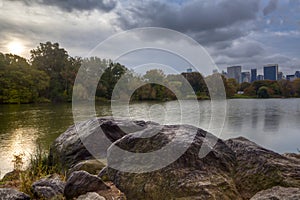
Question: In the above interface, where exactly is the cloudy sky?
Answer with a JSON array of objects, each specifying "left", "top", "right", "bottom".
[{"left": 0, "top": 0, "right": 299, "bottom": 75}]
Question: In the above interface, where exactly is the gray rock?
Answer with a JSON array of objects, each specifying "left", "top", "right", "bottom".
[
  {"left": 51, "top": 118, "right": 300, "bottom": 200},
  {"left": 64, "top": 171, "right": 109, "bottom": 200},
  {"left": 32, "top": 174, "right": 65, "bottom": 199},
  {"left": 225, "top": 137, "right": 300, "bottom": 199},
  {"left": 0, "top": 188, "right": 30, "bottom": 200},
  {"left": 49, "top": 117, "right": 154, "bottom": 170},
  {"left": 67, "top": 159, "right": 106, "bottom": 178},
  {"left": 77, "top": 192, "right": 106, "bottom": 200},
  {"left": 250, "top": 186, "right": 300, "bottom": 200},
  {"left": 107, "top": 124, "right": 240, "bottom": 200}
]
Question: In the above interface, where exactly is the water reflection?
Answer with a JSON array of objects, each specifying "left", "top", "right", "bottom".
[
  {"left": 251, "top": 108, "right": 258, "bottom": 129},
  {"left": 263, "top": 106, "right": 281, "bottom": 132},
  {"left": 0, "top": 128, "right": 38, "bottom": 177}
]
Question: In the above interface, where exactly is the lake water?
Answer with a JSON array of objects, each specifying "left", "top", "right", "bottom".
[{"left": 0, "top": 99, "right": 300, "bottom": 178}]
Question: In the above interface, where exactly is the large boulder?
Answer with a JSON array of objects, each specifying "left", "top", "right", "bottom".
[
  {"left": 49, "top": 118, "right": 300, "bottom": 200},
  {"left": 225, "top": 137, "right": 300, "bottom": 199},
  {"left": 49, "top": 117, "right": 155, "bottom": 170},
  {"left": 31, "top": 174, "right": 65, "bottom": 199},
  {"left": 64, "top": 170, "right": 109, "bottom": 200},
  {"left": 106, "top": 124, "right": 241, "bottom": 200},
  {"left": 0, "top": 188, "right": 30, "bottom": 200},
  {"left": 250, "top": 186, "right": 300, "bottom": 200}
]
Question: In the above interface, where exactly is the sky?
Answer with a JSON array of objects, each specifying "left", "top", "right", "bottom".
[{"left": 0, "top": 0, "right": 300, "bottom": 75}]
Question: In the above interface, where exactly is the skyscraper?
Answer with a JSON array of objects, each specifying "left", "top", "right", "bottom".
[
  {"left": 257, "top": 75, "right": 264, "bottom": 80},
  {"left": 251, "top": 69, "right": 257, "bottom": 82},
  {"left": 241, "top": 72, "right": 250, "bottom": 83},
  {"left": 277, "top": 72, "right": 283, "bottom": 80},
  {"left": 287, "top": 75, "right": 296, "bottom": 81},
  {"left": 264, "top": 64, "right": 278, "bottom": 81},
  {"left": 227, "top": 66, "right": 242, "bottom": 83}
]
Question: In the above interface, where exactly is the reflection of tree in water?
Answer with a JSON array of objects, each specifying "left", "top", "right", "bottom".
[
  {"left": 263, "top": 106, "right": 281, "bottom": 132},
  {"left": 251, "top": 107, "right": 258, "bottom": 129}
]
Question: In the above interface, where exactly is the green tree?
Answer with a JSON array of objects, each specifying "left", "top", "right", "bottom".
[
  {"left": 30, "top": 42, "right": 78, "bottom": 102},
  {"left": 240, "top": 82, "right": 251, "bottom": 91},
  {"left": 257, "top": 86, "right": 270, "bottom": 98},
  {"left": 0, "top": 54, "right": 49, "bottom": 103},
  {"left": 100, "top": 62, "right": 127, "bottom": 99},
  {"left": 293, "top": 78, "right": 300, "bottom": 97}
]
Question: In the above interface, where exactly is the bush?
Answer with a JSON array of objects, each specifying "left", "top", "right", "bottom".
[{"left": 257, "top": 86, "right": 270, "bottom": 98}]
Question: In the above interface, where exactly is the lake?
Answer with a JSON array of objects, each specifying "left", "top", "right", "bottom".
[{"left": 0, "top": 99, "right": 300, "bottom": 178}]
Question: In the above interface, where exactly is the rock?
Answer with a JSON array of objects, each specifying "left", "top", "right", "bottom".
[
  {"left": 98, "top": 167, "right": 110, "bottom": 181},
  {"left": 64, "top": 171, "right": 109, "bottom": 200},
  {"left": 1, "top": 170, "right": 21, "bottom": 182},
  {"left": 250, "top": 186, "right": 300, "bottom": 200},
  {"left": 51, "top": 118, "right": 300, "bottom": 200},
  {"left": 225, "top": 137, "right": 300, "bottom": 199},
  {"left": 106, "top": 124, "right": 241, "bottom": 200},
  {"left": 77, "top": 192, "right": 106, "bottom": 200},
  {"left": 32, "top": 174, "right": 65, "bottom": 199},
  {"left": 49, "top": 117, "right": 155, "bottom": 170},
  {"left": 283, "top": 153, "right": 300, "bottom": 161},
  {"left": 0, "top": 188, "right": 30, "bottom": 200},
  {"left": 67, "top": 159, "right": 106, "bottom": 178}
]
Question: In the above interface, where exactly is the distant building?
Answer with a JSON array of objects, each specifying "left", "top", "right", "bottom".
[
  {"left": 277, "top": 72, "right": 283, "bottom": 80},
  {"left": 187, "top": 68, "right": 192, "bottom": 73},
  {"left": 251, "top": 69, "right": 257, "bottom": 82},
  {"left": 257, "top": 75, "right": 264, "bottom": 81},
  {"left": 221, "top": 70, "right": 227, "bottom": 78},
  {"left": 241, "top": 72, "right": 250, "bottom": 83},
  {"left": 295, "top": 71, "right": 300, "bottom": 78},
  {"left": 213, "top": 69, "right": 219, "bottom": 74},
  {"left": 287, "top": 75, "right": 296, "bottom": 81},
  {"left": 227, "top": 66, "right": 242, "bottom": 83},
  {"left": 264, "top": 64, "right": 278, "bottom": 81}
]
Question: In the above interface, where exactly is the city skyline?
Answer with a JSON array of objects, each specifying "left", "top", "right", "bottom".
[{"left": 226, "top": 64, "right": 300, "bottom": 83}]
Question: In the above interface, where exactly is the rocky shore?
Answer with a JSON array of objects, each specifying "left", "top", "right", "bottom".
[{"left": 1, "top": 117, "right": 300, "bottom": 199}]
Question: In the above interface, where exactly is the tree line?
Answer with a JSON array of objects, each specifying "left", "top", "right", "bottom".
[{"left": 0, "top": 41, "right": 300, "bottom": 104}]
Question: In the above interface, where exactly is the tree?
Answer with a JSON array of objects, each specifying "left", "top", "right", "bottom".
[
  {"left": 181, "top": 72, "right": 208, "bottom": 96},
  {"left": 30, "top": 42, "right": 78, "bottom": 102},
  {"left": 293, "top": 78, "right": 300, "bottom": 97},
  {"left": 0, "top": 54, "right": 49, "bottom": 103},
  {"left": 101, "top": 62, "right": 127, "bottom": 99},
  {"left": 278, "top": 80, "right": 293, "bottom": 97},
  {"left": 225, "top": 78, "right": 238, "bottom": 98},
  {"left": 240, "top": 82, "right": 251, "bottom": 91},
  {"left": 257, "top": 86, "right": 270, "bottom": 98}
]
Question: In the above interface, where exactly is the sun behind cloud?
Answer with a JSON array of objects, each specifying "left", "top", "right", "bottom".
[{"left": 7, "top": 41, "right": 25, "bottom": 55}]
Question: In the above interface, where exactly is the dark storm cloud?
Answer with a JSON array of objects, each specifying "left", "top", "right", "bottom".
[
  {"left": 115, "top": 0, "right": 260, "bottom": 48},
  {"left": 10, "top": 0, "right": 117, "bottom": 12},
  {"left": 263, "top": 0, "right": 278, "bottom": 16},
  {"left": 117, "top": 0, "right": 259, "bottom": 32}
]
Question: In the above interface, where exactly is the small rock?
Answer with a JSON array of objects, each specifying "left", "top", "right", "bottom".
[
  {"left": 64, "top": 171, "right": 109, "bottom": 200},
  {"left": 68, "top": 159, "right": 106, "bottom": 178},
  {"left": 250, "top": 186, "right": 300, "bottom": 200},
  {"left": 77, "top": 192, "right": 106, "bottom": 200},
  {"left": 0, "top": 188, "right": 30, "bottom": 200},
  {"left": 32, "top": 174, "right": 65, "bottom": 199}
]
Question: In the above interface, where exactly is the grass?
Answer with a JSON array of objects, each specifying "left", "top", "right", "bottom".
[{"left": 1, "top": 144, "right": 65, "bottom": 198}]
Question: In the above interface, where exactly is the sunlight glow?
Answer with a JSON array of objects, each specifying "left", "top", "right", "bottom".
[{"left": 7, "top": 41, "right": 25, "bottom": 55}]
